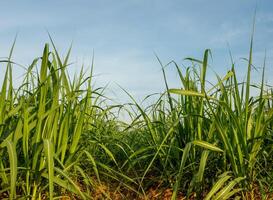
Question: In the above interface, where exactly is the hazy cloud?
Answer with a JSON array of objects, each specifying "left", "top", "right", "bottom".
[{"left": 0, "top": 0, "right": 273, "bottom": 102}]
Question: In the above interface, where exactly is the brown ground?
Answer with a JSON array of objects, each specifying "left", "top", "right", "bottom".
[{"left": 1, "top": 183, "right": 273, "bottom": 199}]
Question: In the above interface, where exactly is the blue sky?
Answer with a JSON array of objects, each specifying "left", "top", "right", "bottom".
[{"left": 0, "top": 0, "right": 273, "bottom": 102}]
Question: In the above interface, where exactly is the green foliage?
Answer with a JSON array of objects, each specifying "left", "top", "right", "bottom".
[{"left": 0, "top": 36, "right": 272, "bottom": 199}]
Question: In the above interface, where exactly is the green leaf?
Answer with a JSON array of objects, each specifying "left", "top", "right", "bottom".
[
  {"left": 44, "top": 139, "right": 54, "bottom": 200},
  {"left": 169, "top": 89, "right": 215, "bottom": 100},
  {"left": 6, "top": 140, "right": 17, "bottom": 200},
  {"left": 192, "top": 140, "right": 223, "bottom": 152}
]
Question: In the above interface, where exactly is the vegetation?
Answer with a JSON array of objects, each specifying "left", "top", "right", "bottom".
[{"left": 0, "top": 35, "right": 272, "bottom": 199}]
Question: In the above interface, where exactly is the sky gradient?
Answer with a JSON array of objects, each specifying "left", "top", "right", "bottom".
[{"left": 0, "top": 0, "right": 273, "bottom": 102}]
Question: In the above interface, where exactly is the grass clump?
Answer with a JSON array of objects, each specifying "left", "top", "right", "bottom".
[{"left": 0, "top": 36, "right": 273, "bottom": 200}]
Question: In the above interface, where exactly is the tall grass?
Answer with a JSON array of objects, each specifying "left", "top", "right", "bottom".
[
  {"left": 0, "top": 40, "right": 109, "bottom": 199},
  {"left": 0, "top": 37, "right": 272, "bottom": 199}
]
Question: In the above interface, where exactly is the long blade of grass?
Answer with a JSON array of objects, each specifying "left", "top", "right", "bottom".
[
  {"left": 6, "top": 140, "right": 17, "bottom": 200},
  {"left": 44, "top": 139, "right": 54, "bottom": 200}
]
